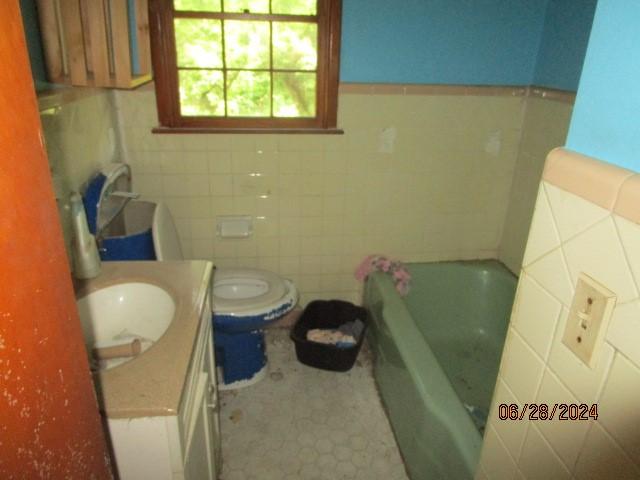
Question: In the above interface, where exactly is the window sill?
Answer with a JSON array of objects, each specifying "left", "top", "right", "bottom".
[{"left": 151, "top": 126, "right": 344, "bottom": 135}]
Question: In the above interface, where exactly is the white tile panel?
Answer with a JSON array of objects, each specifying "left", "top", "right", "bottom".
[
  {"left": 500, "top": 329, "right": 545, "bottom": 405},
  {"left": 574, "top": 422, "right": 640, "bottom": 480},
  {"left": 607, "top": 300, "right": 640, "bottom": 368},
  {"left": 522, "top": 186, "right": 561, "bottom": 267},
  {"left": 511, "top": 273, "right": 562, "bottom": 359},
  {"left": 598, "top": 353, "right": 640, "bottom": 461},
  {"left": 535, "top": 369, "right": 590, "bottom": 468},
  {"left": 563, "top": 217, "right": 638, "bottom": 303},
  {"left": 524, "top": 247, "right": 574, "bottom": 307},
  {"left": 518, "top": 424, "right": 571, "bottom": 480},
  {"left": 614, "top": 214, "right": 640, "bottom": 294},
  {"left": 544, "top": 182, "right": 610, "bottom": 242},
  {"left": 479, "top": 426, "right": 518, "bottom": 480},
  {"left": 489, "top": 379, "right": 528, "bottom": 461}
]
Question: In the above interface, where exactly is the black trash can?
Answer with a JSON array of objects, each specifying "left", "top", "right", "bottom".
[{"left": 291, "top": 300, "right": 368, "bottom": 372}]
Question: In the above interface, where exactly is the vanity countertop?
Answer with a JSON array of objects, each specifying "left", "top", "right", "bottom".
[{"left": 75, "top": 260, "right": 213, "bottom": 419}]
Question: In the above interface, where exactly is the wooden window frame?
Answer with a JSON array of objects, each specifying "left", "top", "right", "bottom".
[{"left": 148, "top": 0, "right": 341, "bottom": 133}]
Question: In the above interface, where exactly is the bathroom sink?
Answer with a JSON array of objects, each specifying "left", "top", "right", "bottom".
[{"left": 76, "top": 282, "right": 176, "bottom": 370}]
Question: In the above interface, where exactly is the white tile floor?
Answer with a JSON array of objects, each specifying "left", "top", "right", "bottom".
[{"left": 218, "top": 329, "right": 410, "bottom": 480}]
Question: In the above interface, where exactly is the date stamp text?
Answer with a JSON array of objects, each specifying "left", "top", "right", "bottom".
[{"left": 497, "top": 403, "right": 598, "bottom": 421}]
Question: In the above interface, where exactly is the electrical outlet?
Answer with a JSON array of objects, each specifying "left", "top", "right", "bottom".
[{"left": 562, "top": 273, "right": 616, "bottom": 368}]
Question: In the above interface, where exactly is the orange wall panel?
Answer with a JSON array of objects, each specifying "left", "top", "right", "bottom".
[{"left": 0, "top": 2, "right": 112, "bottom": 478}]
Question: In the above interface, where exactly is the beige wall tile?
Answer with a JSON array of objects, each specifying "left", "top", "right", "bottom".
[
  {"left": 511, "top": 273, "right": 562, "bottom": 359},
  {"left": 535, "top": 369, "right": 589, "bottom": 468},
  {"left": 518, "top": 424, "right": 571, "bottom": 479},
  {"left": 499, "top": 328, "right": 545, "bottom": 403},
  {"left": 478, "top": 426, "right": 518, "bottom": 480},
  {"left": 488, "top": 379, "right": 528, "bottom": 460},
  {"left": 545, "top": 183, "right": 610, "bottom": 242},
  {"left": 521, "top": 186, "right": 561, "bottom": 267},
  {"left": 499, "top": 99, "right": 572, "bottom": 273},
  {"left": 598, "top": 354, "right": 640, "bottom": 460},
  {"left": 524, "top": 247, "right": 574, "bottom": 307},
  {"left": 607, "top": 300, "right": 640, "bottom": 368},
  {"left": 562, "top": 217, "right": 638, "bottom": 303},
  {"left": 41, "top": 91, "right": 121, "bottom": 264},
  {"left": 108, "top": 89, "right": 597, "bottom": 319},
  {"left": 614, "top": 215, "right": 640, "bottom": 290},
  {"left": 574, "top": 422, "right": 640, "bottom": 480},
  {"left": 490, "top": 150, "right": 640, "bottom": 478}
]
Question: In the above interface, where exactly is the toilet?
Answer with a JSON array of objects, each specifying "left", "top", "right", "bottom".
[{"left": 152, "top": 202, "right": 298, "bottom": 389}]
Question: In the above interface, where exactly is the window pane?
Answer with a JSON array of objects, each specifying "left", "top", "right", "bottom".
[
  {"left": 179, "top": 70, "right": 225, "bottom": 116},
  {"left": 273, "top": 22, "right": 317, "bottom": 70},
  {"left": 227, "top": 71, "right": 271, "bottom": 116},
  {"left": 224, "top": 0, "right": 269, "bottom": 13},
  {"left": 271, "top": 0, "right": 316, "bottom": 15},
  {"left": 224, "top": 20, "right": 269, "bottom": 68},
  {"left": 174, "top": 0, "right": 221, "bottom": 12},
  {"left": 224, "top": 21, "right": 270, "bottom": 69},
  {"left": 273, "top": 72, "right": 315, "bottom": 117},
  {"left": 175, "top": 19, "right": 223, "bottom": 68}
]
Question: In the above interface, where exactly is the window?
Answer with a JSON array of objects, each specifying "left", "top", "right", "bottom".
[{"left": 148, "top": 0, "right": 341, "bottom": 132}]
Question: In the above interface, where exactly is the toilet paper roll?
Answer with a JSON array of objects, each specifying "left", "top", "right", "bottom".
[{"left": 93, "top": 339, "right": 142, "bottom": 360}]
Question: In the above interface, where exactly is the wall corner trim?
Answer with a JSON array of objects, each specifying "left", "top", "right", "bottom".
[{"left": 542, "top": 147, "right": 634, "bottom": 212}]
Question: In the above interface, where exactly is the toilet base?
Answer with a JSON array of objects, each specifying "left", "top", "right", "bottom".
[
  {"left": 217, "top": 364, "right": 268, "bottom": 390},
  {"left": 214, "top": 329, "right": 267, "bottom": 388}
]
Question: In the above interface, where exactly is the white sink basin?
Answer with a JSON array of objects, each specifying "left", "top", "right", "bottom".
[{"left": 77, "top": 282, "right": 176, "bottom": 370}]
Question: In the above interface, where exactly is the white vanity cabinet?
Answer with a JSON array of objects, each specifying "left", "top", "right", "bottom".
[{"left": 106, "top": 290, "right": 221, "bottom": 480}]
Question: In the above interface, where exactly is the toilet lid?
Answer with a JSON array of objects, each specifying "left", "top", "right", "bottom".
[
  {"left": 213, "top": 268, "right": 287, "bottom": 314},
  {"left": 152, "top": 202, "right": 184, "bottom": 261}
]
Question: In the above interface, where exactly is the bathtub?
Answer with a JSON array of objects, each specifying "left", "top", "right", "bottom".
[{"left": 364, "top": 260, "right": 516, "bottom": 479}]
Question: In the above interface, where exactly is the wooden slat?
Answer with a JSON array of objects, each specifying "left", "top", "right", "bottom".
[
  {"left": 135, "top": 0, "right": 152, "bottom": 75},
  {"left": 58, "top": 0, "right": 87, "bottom": 85},
  {"left": 109, "top": 0, "right": 132, "bottom": 87},
  {"left": 79, "top": 0, "right": 93, "bottom": 72},
  {"left": 35, "top": 0, "right": 65, "bottom": 81},
  {"left": 84, "top": 0, "right": 110, "bottom": 84}
]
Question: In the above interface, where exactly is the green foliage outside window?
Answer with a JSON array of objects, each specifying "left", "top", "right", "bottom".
[{"left": 173, "top": 0, "right": 319, "bottom": 118}]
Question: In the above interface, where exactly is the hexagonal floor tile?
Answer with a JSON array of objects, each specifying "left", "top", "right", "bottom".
[{"left": 219, "top": 329, "right": 409, "bottom": 480}]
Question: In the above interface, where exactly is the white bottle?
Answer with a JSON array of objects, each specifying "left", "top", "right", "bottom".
[{"left": 70, "top": 192, "right": 101, "bottom": 279}]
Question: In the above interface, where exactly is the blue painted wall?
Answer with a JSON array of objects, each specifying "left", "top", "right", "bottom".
[
  {"left": 340, "top": 0, "right": 549, "bottom": 85},
  {"left": 21, "top": 0, "right": 595, "bottom": 91},
  {"left": 566, "top": 0, "right": 640, "bottom": 172},
  {"left": 533, "top": 0, "right": 597, "bottom": 90}
]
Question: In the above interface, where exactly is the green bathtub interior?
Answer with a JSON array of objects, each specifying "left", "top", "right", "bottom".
[{"left": 364, "top": 260, "right": 516, "bottom": 480}]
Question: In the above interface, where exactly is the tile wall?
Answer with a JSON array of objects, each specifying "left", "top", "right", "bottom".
[
  {"left": 39, "top": 90, "right": 120, "bottom": 261},
  {"left": 114, "top": 85, "right": 525, "bottom": 304},
  {"left": 478, "top": 148, "right": 640, "bottom": 479},
  {"left": 499, "top": 95, "right": 573, "bottom": 273}
]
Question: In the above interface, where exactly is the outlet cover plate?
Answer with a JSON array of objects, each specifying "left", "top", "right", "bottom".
[{"left": 562, "top": 273, "right": 616, "bottom": 368}]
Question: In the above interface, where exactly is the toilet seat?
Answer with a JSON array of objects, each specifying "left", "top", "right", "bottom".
[{"left": 212, "top": 268, "right": 286, "bottom": 314}]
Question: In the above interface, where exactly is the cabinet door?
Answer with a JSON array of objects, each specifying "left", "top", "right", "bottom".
[{"left": 184, "top": 373, "right": 215, "bottom": 480}]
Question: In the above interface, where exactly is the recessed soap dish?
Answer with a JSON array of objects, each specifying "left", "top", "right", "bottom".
[{"left": 216, "top": 215, "right": 253, "bottom": 238}]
